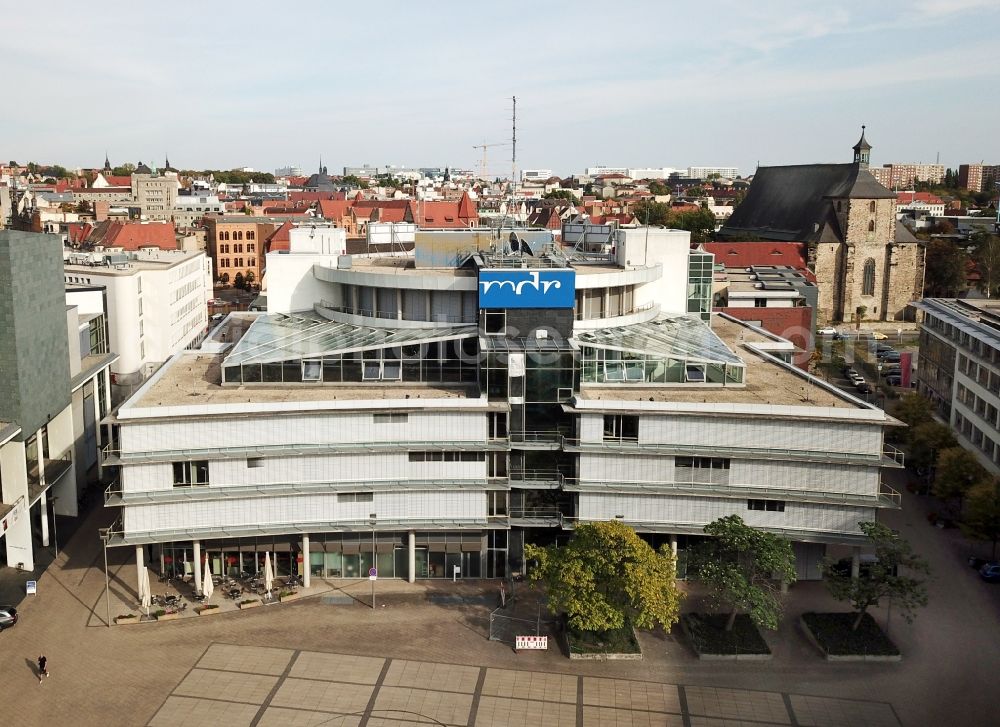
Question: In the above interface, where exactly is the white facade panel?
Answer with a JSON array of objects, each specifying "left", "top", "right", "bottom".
[
  {"left": 123, "top": 490, "right": 486, "bottom": 534},
  {"left": 578, "top": 493, "right": 874, "bottom": 536},
  {"left": 120, "top": 410, "right": 489, "bottom": 454}
]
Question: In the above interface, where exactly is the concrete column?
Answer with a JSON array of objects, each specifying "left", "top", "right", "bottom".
[
  {"left": 408, "top": 531, "right": 416, "bottom": 583},
  {"left": 159, "top": 548, "right": 165, "bottom": 576},
  {"left": 302, "top": 534, "right": 311, "bottom": 589},
  {"left": 1, "top": 440, "right": 35, "bottom": 572},
  {"left": 670, "top": 535, "right": 679, "bottom": 579},
  {"left": 851, "top": 547, "right": 861, "bottom": 580},
  {"left": 40, "top": 491, "right": 50, "bottom": 547},
  {"left": 136, "top": 544, "right": 145, "bottom": 598},
  {"left": 193, "top": 540, "right": 202, "bottom": 595}
]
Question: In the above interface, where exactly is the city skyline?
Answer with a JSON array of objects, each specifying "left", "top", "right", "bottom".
[{"left": 5, "top": 0, "right": 1000, "bottom": 176}]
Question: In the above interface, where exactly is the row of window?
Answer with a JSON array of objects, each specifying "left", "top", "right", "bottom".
[
  {"left": 748, "top": 499, "right": 785, "bottom": 512},
  {"left": 958, "top": 353, "right": 1000, "bottom": 396},
  {"left": 219, "top": 230, "right": 256, "bottom": 241},
  {"left": 408, "top": 451, "right": 486, "bottom": 462},
  {"left": 956, "top": 382, "right": 1000, "bottom": 430},
  {"left": 218, "top": 258, "right": 254, "bottom": 269},
  {"left": 926, "top": 313, "right": 1000, "bottom": 364},
  {"left": 219, "top": 243, "right": 255, "bottom": 254},
  {"left": 675, "top": 457, "right": 730, "bottom": 470},
  {"left": 955, "top": 412, "right": 1000, "bottom": 467}
]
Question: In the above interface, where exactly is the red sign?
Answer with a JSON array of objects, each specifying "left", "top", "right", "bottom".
[{"left": 900, "top": 352, "right": 912, "bottom": 389}]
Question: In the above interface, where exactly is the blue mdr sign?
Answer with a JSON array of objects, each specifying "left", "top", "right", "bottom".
[{"left": 478, "top": 269, "right": 576, "bottom": 309}]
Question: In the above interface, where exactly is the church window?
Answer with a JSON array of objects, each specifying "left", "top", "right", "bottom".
[
  {"left": 862, "top": 258, "right": 876, "bottom": 296},
  {"left": 869, "top": 201, "right": 876, "bottom": 213},
  {"left": 868, "top": 220, "right": 876, "bottom": 232}
]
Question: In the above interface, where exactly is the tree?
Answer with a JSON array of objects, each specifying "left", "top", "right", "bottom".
[
  {"left": 933, "top": 446, "right": 986, "bottom": 506},
  {"left": 632, "top": 200, "right": 672, "bottom": 226},
  {"left": 821, "top": 521, "right": 929, "bottom": 631},
  {"left": 689, "top": 515, "right": 796, "bottom": 631},
  {"left": 219, "top": 272, "right": 230, "bottom": 285},
  {"left": 892, "top": 392, "right": 934, "bottom": 430},
  {"left": 963, "top": 477, "right": 1000, "bottom": 559},
  {"left": 525, "top": 520, "right": 682, "bottom": 633},
  {"left": 670, "top": 205, "right": 717, "bottom": 243},
  {"left": 233, "top": 272, "right": 245, "bottom": 290},
  {"left": 923, "top": 238, "right": 967, "bottom": 296},
  {"left": 245, "top": 271, "right": 256, "bottom": 289},
  {"left": 74, "top": 200, "right": 92, "bottom": 214},
  {"left": 648, "top": 180, "right": 669, "bottom": 196},
  {"left": 111, "top": 163, "right": 135, "bottom": 176},
  {"left": 543, "top": 189, "right": 576, "bottom": 202},
  {"left": 908, "top": 421, "right": 957, "bottom": 471},
  {"left": 970, "top": 232, "right": 1000, "bottom": 298},
  {"left": 854, "top": 305, "right": 867, "bottom": 330}
]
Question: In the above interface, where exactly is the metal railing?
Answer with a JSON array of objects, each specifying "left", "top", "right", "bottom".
[
  {"left": 317, "top": 300, "right": 473, "bottom": 325},
  {"left": 508, "top": 431, "right": 564, "bottom": 445},
  {"left": 508, "top": 469, "right": 565, "bottom": 486},
  {"left": 508, "top": 507, "right": 563, "bottom": 519}
]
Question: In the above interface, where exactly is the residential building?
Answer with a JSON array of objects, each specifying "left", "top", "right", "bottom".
[
  {"left": 205, "top": 217, "right": 280, "bottom": 286},
  {"left": 869, "top": 164, "right": 945, "bottom": 189},
  {"left": 521, "top": 169, "right": 553, "bottom": 182},
  {"left": 100, "top": 225, "right": 901, "bottom": 591},
  {"left": 275, "top": 166, "right": 304, "bottom": 178},
  {"left": 131, "top": 163, "right": 179, "bottom": 221},
  {"left": 913, "top": 298, "right": 1000, "bottom": 473},
  {"left": 687, "top": 166, "right": 739, "bottom": 180},
  {"left": 720, "top": 129, "right": 925, "bottom": 324},
  {"left": 958, "top": 163, "right": 1000, "bottom": 193},
  {"left": 1, "top": 230, "right": 116, "bottom": 572},
  {"left": 896, "top": 191, "right": 945, "bottom": 217},
  {"left": 67, "top": 220, "right": 178, "bottom": 251},
  {"left": 63, "top": 248, "right": 212, "bottom": 391}
]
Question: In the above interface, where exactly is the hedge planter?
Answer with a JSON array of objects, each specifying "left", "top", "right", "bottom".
[
  {"left": 681, "top": 614, "right": 772, "bottom": 661},
  {"left": 279, "top": 590, "right": 301, "bottom": 603},
  {"left": 115, "top": 614, "right": 139, "bottom": 625},
  {"left": 800, "top": 613, "right": 901, "bottom": 662},
  {"left": 238, "top": 599, "right": 261, "bottom": 610},
  {"left": 197, "top": 605, "right": 220, "bottom": 616},
  {"left": 565, "top": 624, "right": 643, "bottom": 661},
  {"left": 155, "top": 610, "right": 181, "bottom": 622}
]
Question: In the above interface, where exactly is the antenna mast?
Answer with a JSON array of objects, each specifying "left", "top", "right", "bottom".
[{"left": 511, "top": 96, "right": 517, "bottom": 224}]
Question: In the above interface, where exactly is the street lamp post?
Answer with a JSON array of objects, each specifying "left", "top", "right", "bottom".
[
  {"left": 98, "top": 527, "right": 111, "bottom": 628},
  {"left": 370, "top": 513, "right": 377, "bottom": 611}
]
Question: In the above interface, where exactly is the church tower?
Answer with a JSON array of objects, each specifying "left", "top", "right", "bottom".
[{"left": 852, "top": 125, "right": 871, "bottom": 169}]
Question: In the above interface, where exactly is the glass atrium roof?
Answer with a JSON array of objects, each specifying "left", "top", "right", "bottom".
[
  {"left": 573, "top": 315, "right": 745, "bottom": 366},
  {"left": 224, "top": 313, "right": 478, "bottom": 366}
]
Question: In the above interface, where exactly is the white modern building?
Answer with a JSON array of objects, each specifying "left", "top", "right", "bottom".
[
  {"left": 521, "top": 169, "right": 553, "bottom": 182},
  {"left": 101, "top": 225, "right": 902, "bottom": 591},
  {"left": 63, "top": 249, "right": 212, "bottom": 389},
  {"left": 173, "top": 195, "right": 224, "bottom": 227},
  {"left": 914, "top": 298, "right": 1000, "bottom": 473},
  {"left": 688, "top": 166, "right": 739, "bottom": 179}
]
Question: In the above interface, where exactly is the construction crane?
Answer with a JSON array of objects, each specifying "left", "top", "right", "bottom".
[{"left": 472, "top": 141, "right": 510, "bottom": 180}]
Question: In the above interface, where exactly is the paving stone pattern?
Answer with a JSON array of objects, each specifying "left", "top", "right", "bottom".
[{"left": 147, "top": 644, "right": 901, "bottom": 727}]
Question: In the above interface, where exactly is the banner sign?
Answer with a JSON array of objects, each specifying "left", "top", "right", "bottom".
[
  {"left": 478, "top": 269, "right": 575, "bottom": 309},
  {"left": 900, "top": 351, "right": 912, "bottom": 389},
  {"left": 515, "top": 635, "right": 548, "bottom": 650}
]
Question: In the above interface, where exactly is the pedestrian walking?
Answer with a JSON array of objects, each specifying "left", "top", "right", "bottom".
[{"left": 37, "top": 655, "right": 48, "bottom": 683}]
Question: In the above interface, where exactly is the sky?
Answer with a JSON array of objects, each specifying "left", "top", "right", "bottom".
[{"left": 5, "top": 0, "right": 1000, "bottom": 178}]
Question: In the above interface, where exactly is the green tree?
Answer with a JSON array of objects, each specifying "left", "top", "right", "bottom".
[
  {"left": 970, "top": 232, "right": 1000, "bottom": 298},
  {"left": 934, "top": 446, "right": 986, "bottom": 505},
  {"left": 525, "top": 520, "right": 682, "bottom": 633},
  {"left": 923, "top": 238, "right": 968, "bottom": 296},
  {"left": 233, "top": 272, "right": 245, "bottom": 290},
  {"left": 219, "top": 272, "right": 230, "bottom": 285},
  {"left": 670, "top": 206, "right": 717, "bottom": 243},
  {"left": 689, "top": 515, "right": 796, "bottom": 631},
  {"left": 962, "top": 477, "right": 1000, "bottom": 559},
  {"left": 26, "top": 161, "right": 40, "bottom": 174},
  {"left": 854, "top": 305, "right": 868, "bottom": 330},
  {"left": 74, "top": 200, "right": 92, "bottom": 214},
  {"left": 111, "top": 163, "right": 135, "bottom": 176},
  {"left": 821, "top": 521, "right": 929, "bottom": 631},
  {"left": 543, "top": 189, "right": 576, "bottom": 202},
  {"left": 892, "top": 392, "right": 934, "bottom": 430},
  {"left": 632, "top": 200, "right": 672, "bottom": 226},
  {"left": 908, "top": 421, "right": 957, "bottom": 471},
  {"left": 245, "top": 271, "right": 256, "bottom": 289},
  {"left": 648, "top": 180, "right": 669, "bottom": 196}
]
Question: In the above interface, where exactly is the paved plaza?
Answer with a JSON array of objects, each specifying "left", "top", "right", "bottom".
[
  {"left": 1, "top": 466, "right": 998, "bottom": 727},
  {"left": 148, "top": 643, "right": 901, "bottom": 727}
]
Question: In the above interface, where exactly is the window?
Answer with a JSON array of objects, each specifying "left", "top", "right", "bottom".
[
  {"left": 748, "top": 499, "right": 785, "bottom": 512},
  {"left": 246, "top": 458, "right": 263, "bottom": 468},
  {"left": 862, "top": 258, "right": 876, "bottom": 296},
  {"left": 409, "top": 451, "right": 485, "bottom": 462},
  {"left": 373, "top": 413, "right": 407, "bottom": 424},
  {"left": 337, "top": 492, "right": 374, "bottom": 503},
  {"left": 868, "top": 220, "right": 876, "bottom": 232},
  {"left": 869, "top": 201, "right": 876, "bottom": 213},
  {"left": 754, "top": 298, "right": 767, "bottom": 308},
  {"left": 247, "top": 243, "right": 255, "bottom": 253},
  {"left": 173, "top": 460, "right": 209, "bottom": 486},
  {"left": 302, "top": 360, "right": 321, "bottom": 381},
  {"left": 603, "top": 414, "right": 639, "bottom": 441}
]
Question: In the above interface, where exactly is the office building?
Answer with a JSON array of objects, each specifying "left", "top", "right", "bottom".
[{"left": 100, "top": 226, "right": 901, "bottom": 592}]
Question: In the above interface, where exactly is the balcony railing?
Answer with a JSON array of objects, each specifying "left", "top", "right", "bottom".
[
  {"left": 317, "top": 300, "right": 472, "bottom": 325},
  {"left": 507, "top": 470, "right": 565, "bottom": 488},
  {"left": 508, "top": 507, "right": 563, "bottom": 520}
]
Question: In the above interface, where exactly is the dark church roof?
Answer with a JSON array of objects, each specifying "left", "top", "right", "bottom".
[{"left": 720, "top": 163, "right": 896, "bottom": 243}]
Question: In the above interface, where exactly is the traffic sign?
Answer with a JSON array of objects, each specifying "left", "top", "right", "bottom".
[{"left": 369, "top": 567, "right": 377, "bottom": 581}]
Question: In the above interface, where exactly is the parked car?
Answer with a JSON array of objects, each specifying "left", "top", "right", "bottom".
[
  {"left": 980, "top": 562, "right": 1000, "bottom": 583},
  {"left": 0, "top": 605, "right": 17, "bottom": 630},
  {"left": 885, "top": 374, "right": 902, "bottom": 387},
  {"left": 856, "top": 382, "right": 873, "bottom": 394},
  {"left": 817, "top": 326, "right": 838, "bottom": 336},
  {"left": 210, "top": 313, "right": 224, "bottom": 322},
  {"left": 864, "top": 330, "right": 889, "bottom": 340},
  {"left": 875, "top": 343, "right": 894, "bottom": 353},
  {"left": 879, "top": 352, "right": 902, "bottom": 363}
]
